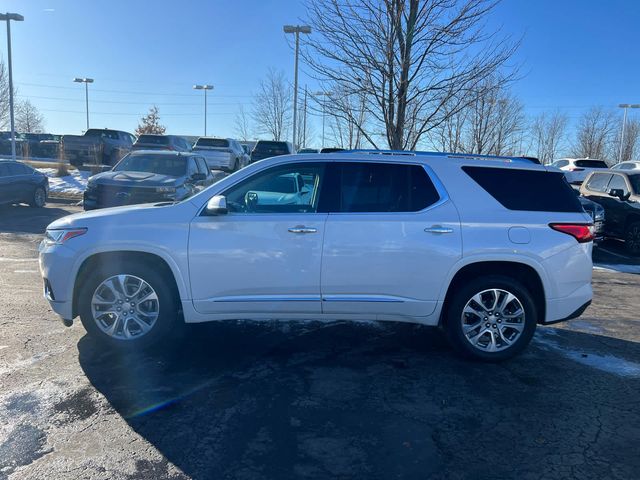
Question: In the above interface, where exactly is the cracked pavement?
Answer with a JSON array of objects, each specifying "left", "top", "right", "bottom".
[{"left": 1, "top": 202, "right": 639, "bottom": 479}]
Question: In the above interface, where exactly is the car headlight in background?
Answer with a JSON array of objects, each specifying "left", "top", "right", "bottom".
[{"left": 43, "top": 228, "right": 87, "bottom": 246}]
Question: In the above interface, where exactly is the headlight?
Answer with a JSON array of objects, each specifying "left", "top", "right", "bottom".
[
  {"left": 43, "top": 228, "right": 87, "bottom": 246},
  {"left": 156, "top": 186, "right": 176, "bottom": 193}
]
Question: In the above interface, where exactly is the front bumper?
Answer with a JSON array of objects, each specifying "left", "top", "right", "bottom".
[{"left": 39, "top": 242, "right": 76, "bottom": 321}]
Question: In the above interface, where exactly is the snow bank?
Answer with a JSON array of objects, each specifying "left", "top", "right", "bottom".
[{"left": 38, "top": 168, "right": 90, "bottom": 196}]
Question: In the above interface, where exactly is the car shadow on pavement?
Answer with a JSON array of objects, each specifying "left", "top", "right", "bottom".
[
  {"left": 78, "top": 321, "right": 640, "bottom": 480},
  {"left": 0, "top": 202, "right": 78, "bottom": 235}
]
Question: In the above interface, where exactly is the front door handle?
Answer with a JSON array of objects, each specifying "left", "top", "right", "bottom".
[
  {"left": 424, "top": 225, "right": 453, "bottom": 234},
  {"left": 288, "top": 225, "right": 317, "bottom": 234}
]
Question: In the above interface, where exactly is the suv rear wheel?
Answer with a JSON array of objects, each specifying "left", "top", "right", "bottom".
[
  {"left": 444, "top": 275, "right": 537, "bottom": 361},
  {"left": 77, "top": 261, "right": 180, "bottom": 350},
  {"left": 30, "top": 187, "right": 46, "bottom": 208}
]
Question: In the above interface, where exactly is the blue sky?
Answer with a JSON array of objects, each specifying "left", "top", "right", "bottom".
[{"left": 3, "top": 0, "right": 640, "bottom": 147}]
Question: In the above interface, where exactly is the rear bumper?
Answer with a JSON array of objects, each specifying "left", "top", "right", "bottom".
[{"left": 542, "top": 300, "right": 591, "bottom": 325}]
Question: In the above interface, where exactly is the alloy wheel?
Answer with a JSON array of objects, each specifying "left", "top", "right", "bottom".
[
  {"left": 461, "top": 288, "right": 526, "bottom": 353},
  {"left": 91, "top": 274, "right": 159, "bottom": 340}
]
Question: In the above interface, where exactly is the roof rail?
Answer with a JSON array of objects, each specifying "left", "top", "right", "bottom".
[{"left": 343, "top": 149, "right": 540, "bottom": 164}]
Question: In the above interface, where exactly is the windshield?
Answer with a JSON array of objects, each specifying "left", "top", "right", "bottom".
[
  {"left": 113, "top": 153, "right": 187, "bottom": 176},
  {"left": 196, "top": 138, "right": 229, "bottom": 148},
  {"left": 136, "top": 135, "right": 169, "bottom": 145},
  {"left": 628, "top": 174, "right": 640, "bottom": 194}
]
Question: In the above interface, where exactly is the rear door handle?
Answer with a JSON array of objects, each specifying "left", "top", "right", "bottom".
[
  {"left": 424, "top": 225, "right": 453, "bottom": 234},
  {"left": 288, "top": 226, "right": 317, "bottom": 234}
]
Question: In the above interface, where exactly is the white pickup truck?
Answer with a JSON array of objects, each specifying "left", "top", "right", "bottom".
[{"left": 191, "top": 137, "right": 246, "bottom": 172}]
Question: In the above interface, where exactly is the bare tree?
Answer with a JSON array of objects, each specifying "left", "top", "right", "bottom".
[
  {"left": 15, "top": 100, "right": 45, "bottom": 133},
  {"left": 529, "top": 111, "right": 568, "bottom": 164},
  {"left": 573, "top": 107, "right": 616, "bottom": 160},
  {"left": 234, "top": 104, "right": 253, "bottom": 142},
  {"left": 253, "top": 69, "right": 291, "bottom": 141},
  {"left": 0, "top": 59, "right": 12, "bottom": 130},
  {"left": 303, "top": 0, "right": 519, "bottom": 150},
  {"left": 135, "top": 105, "right": 166, "bottom": 135},
  {"left": 323, "top": 87, "right": 370, "bottom": 149},
  {"left": 465, "top": 79, "right": 524, "bottom": 155},
  {"left": 611, "top": 118, "right": 640, "bottom": 163}
]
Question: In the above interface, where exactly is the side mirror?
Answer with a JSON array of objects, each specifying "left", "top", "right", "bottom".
[
  {"left": 191, "top": 172, "right": 206, "bottom": 182},
  {"left": 609, "top": 188, "right": 629, "bottom": 201},
  {"left": 205, "top": 195, "right": 228, "bottom": 215}
]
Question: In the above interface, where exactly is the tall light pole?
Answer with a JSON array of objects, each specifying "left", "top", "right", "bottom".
[
  {"left": 283, "top": 24, "right": 311, "bottom": 150},
  {"left": 73, "top": 77, "right": 94, "bottom": 131},
  {"left": 618, "top": 103, "right": 640, "bottom": 163},
  {"left": 193, "top": 84, "right": 213, "bottom": 136},
  {"left": 314, "top": 91, "right": 329, "bottom": 148},
  {"left": 1, "top": 13, "right": 24, "bottom": 161}
]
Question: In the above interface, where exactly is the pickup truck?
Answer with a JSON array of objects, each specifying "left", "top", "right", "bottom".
[
  {"left": 191, "top": 137, "right": 246, "bottom": 172},
  {"left": 62, "top": 129, "right": 136, "bottom": 167}
]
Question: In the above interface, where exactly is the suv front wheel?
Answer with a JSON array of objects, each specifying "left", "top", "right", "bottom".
[
  {"left": 77, "top": 261, "right": 180, "bottom": 350},
  {"left": 444, "top": 275, "right": 537, "bottom": 361}
]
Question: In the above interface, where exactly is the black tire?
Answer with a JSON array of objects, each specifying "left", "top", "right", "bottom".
[
  {"left": 77, "top": 261, "right": 181, "bottom": 351},
  {"left": 29, "top": 187, "right": 47, "bottom": 208},
  {"left": 228, "top": 158, "right": 238, "bottom": 172},
  {"left": 625, "top": 222, "right": 640, "bottom": 256},
  {"left": 443, "top": 275, "right": 538, "bottom": 362}
]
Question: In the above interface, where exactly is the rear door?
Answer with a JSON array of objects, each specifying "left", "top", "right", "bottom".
[
  {"left": 319, "top": 161, "right": 461, "bottom": 318},
  {"left": 0, "top": 163, "right": 13, "bottom": 203}
]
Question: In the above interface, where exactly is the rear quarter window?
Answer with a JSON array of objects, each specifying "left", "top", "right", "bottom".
[
  {"left": 462, "top": 166, "right": 583, "bottom": 213},
  {"left": 575, "top": 160, "right": 608, "bottom": 168}
]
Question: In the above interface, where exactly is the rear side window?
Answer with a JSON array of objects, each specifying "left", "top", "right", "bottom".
[
  {"left": 575, "top": 160, "right": 608, "bottom": 168},
  {"left": 463, "top": 166, "right": 583, "bottom": 213},
  {"left": 551, "top": 160, "right": 569, "bottom": 168},
  {"left": 586, "top": 173, "right": 613, "bottom": 192},
  {"left": 319, "top": 162, "right": 440, "bottom": 213}
]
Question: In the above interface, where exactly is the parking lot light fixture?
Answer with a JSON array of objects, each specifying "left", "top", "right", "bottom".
[
  {"left": 617, "top": 104, "right": 640, "bottom": 163},
  {"left": 193, "top": 84, "right": 214, "bottom": 136},
  {"left": 283, "top": 25, "right": 311, "bottom": 149},
  {"left": 73, "top": 77, "right": 94, "bottom": 131},
  {"left": 1, "top": 12, "right": 24, "bottom": 161}
]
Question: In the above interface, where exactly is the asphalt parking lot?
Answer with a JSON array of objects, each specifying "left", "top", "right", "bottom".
[{"left": 1, "top": 202, "right": 639, "bottom": 480}]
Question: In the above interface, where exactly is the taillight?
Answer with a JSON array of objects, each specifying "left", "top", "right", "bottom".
[{"left": 549, "top": 223, "right": 594, "bottom": 243}]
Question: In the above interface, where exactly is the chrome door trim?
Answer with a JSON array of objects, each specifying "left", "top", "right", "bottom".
[
  {"left": 208, "top": 294, "right": 321, "bottom": 303},
  {"left": 322, "top": 295, "right": 405, "bottom": 303}
]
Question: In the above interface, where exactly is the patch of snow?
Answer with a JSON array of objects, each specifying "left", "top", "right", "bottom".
[
  {"left": 594, "top": 264, "right": 640, "bottom": 275},
  {"left": 535, "top": 329, "right": 640, "bottom": 378},
  {"left": 38, "top": 168, "right": 90, "bottom": 196}
]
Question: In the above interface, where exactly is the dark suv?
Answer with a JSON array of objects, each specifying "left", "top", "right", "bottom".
[
  {"left": 250, "top": 140, "right": 294, "bottom": 163},
  {"left": 83, "top": 151, "right": 214, "bottom": 210},
  {"left": 580, "top": 170, "right": 640, "bottom": 254}
]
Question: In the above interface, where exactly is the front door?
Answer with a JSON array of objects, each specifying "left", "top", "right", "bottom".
[
  {"left": 189, "top": 162, "right": 327, "bottom": 315},
  {"left": 320, "top": 161, "right": 462, "bottom": 318}
]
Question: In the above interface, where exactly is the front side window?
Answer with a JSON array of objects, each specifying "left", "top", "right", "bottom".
[
  {"left": 223, "top": 163, "right": 324, "bottom": 214},
  {"left": 608, "top": 174, "right": 629, "bottom": 195},
  {"left": 551, "top": 160, "right": 569, "bottom": 168},
  {"left": 320, "top": 162, "right": 440, "bottom": 213},
  {"left": 627, "top": 174, "right": 640, "bottom": 194},
  {"left": 586, "top": 173, "right": 613, "bottom": 193}
]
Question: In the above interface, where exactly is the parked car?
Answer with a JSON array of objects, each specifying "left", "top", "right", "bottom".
[
  {"left": 41, "top": 150, "right": 593, "bottom": 361},
  {"left": 578, "top": 195, "right": 605, "bottom": 243},
  {"left": 62, "top": 129, "right": 135, "bottom": 167},
  {"left": 611, "top": 161, "right": 640, "bottom": 171},
  {"left": 320, "top": 147, "right": 344, "bottom": 153},
  {"left": 250, "top": 140, "right": 294, "bottom": 163},
  {"left": 298, "top": 148, "right": 319, "bottom": 154},
  {"left": 191, "top": 137, "right": 245, "bottom": 172},
  {"left": 580, "top": 170, "right": 640, "bottom": 254},
  {"left": 0, "top": 160, "right": 48, "bottom": 207},
  {"left": 550, "top": 158, "right": 609, "bottom": 185},
  {"left": 240, "top": 144, "right": 251, "bottom": 165},
  {"left": 83, "top": 151, "right": 215, "bottom": 210},
  {"left": 18, "top": 133, "right": 61, "bottom": 159},
  {"left": 132, "top": 134, "right": 192, "bottom": 152}
]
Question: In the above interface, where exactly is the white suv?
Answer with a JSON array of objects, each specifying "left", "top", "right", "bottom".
[
  {"left": 550, "top": 158, "right": 609, "bottom": 185},
  {"left": 39, "top": 152, "right": 594, "bottom": 361}
]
